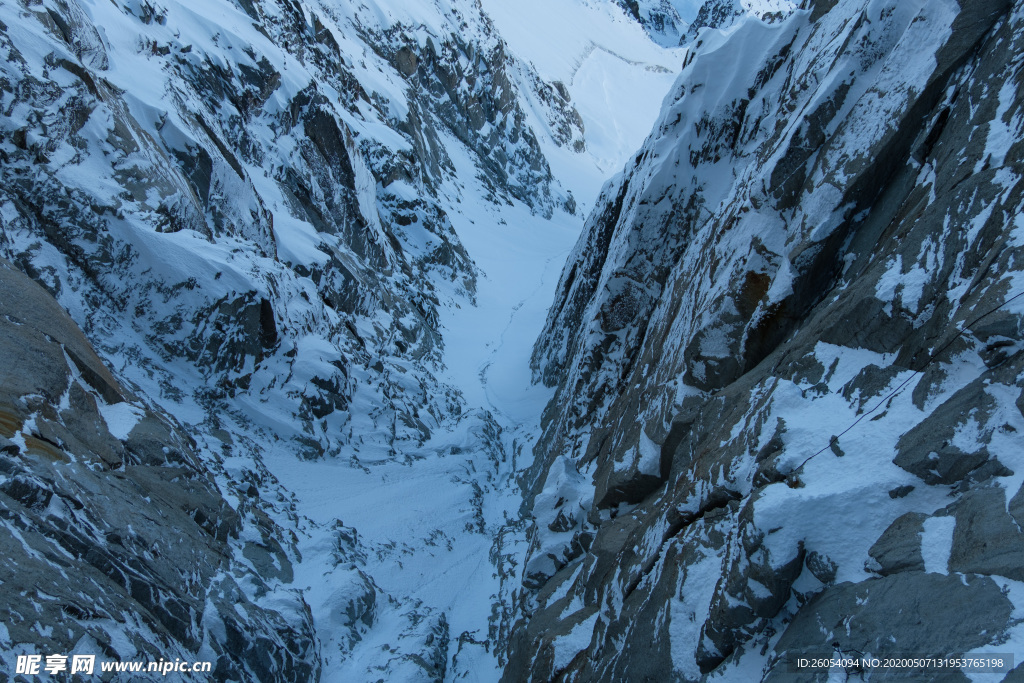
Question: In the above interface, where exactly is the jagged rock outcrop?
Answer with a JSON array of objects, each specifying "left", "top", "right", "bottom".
[
  {"left": 511, "top": 0, "right": 1024, "bottom": 679},
  {"left": 686, "top": 0, "right": 746, "bottom": 35},
  {"left": 0, "top": 260, "right": 318, "bottom": 679},
  {"left": 616, "top": 0, "right": 687, "bottom": 46},
  {"left": 364, "top": 25, "right": 563, "bottom": 215},
  {"left": 0, "top": 0, "right": 584, "bottom": 464},
  {"left": 685, "top": 0, "right": 794, "bottom": 39}
]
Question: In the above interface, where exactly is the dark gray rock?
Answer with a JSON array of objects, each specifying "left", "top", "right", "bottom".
[
  {"left": 512, "top": 0, "right": 1024, "bottom": 678},
  {"left": 894, "top": 379, "right": 1008, "bottom": 485},
  {"left": 685, "top": 0, "right": 745, "bottom": 39},
  {"left": 767, "top": 573, "right": 1013, "bottom": 681},
  {"left": 868, "top": 512, "right": 926, "bottom": 576},
  {"left": 950, "top": 487, "right": 1024, "bottom": 581},
  {"left": 616, "top": 0, "right": 685, "bottom": 47},
  {"left": 805, "top": 550, "right": 838, "bottom": 585},
  {"left": 698, "top": 505, "right": 806, "bottom": 672}
]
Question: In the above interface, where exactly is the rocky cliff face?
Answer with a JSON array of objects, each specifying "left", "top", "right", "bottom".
[
  {"left": 512, "top": 0, "right": 1024, "bottom": 679},
  {"left": 10, "top": 0, "right": 1022, "bottom": 678},
  {"left": 684, "top": 0, "right": 796, "bottom": 39},
  {"left": 0, "top": 260, "right": 318, "bottom": 680},
  {"left": 0, "top": 0, "right": 585, "bottom": 466}
]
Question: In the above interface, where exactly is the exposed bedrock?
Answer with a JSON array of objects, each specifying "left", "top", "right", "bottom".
[
  {"left": 510, "top": 0, "right": 1024, "bottom": 679},
  {"left": 0, "top": 260, "right": 318, "bottom": 680}
]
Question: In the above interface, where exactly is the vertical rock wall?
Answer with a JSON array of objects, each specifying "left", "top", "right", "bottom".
[{"left": 512, "top": 0, "right": 1024, "bottom": 679}]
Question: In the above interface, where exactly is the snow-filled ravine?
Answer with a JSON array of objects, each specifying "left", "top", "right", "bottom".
[
  {"left": 251, "top": 8, "right": 688, "bottom": 681},
  {"left": 262, "top": 190, "right": 581, "bottom": 681}
]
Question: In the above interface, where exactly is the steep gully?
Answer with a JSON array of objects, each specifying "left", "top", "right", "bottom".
[
  {"left": 4, "top": 0, "right": 1022, "bottom": 679},
  {"left": 257, "top": 34, "right": 682, "bottom": 683}
]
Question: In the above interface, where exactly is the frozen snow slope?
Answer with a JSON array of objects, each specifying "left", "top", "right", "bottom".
[
  {"left": 482, "top": 0, "right": 687, "bottom": 203},
  {"left": 512, "top": 0, "right": 1024, "bottom": 680},
  {"left": 0, "top": 0, "right": 684, "bottom": 679}
]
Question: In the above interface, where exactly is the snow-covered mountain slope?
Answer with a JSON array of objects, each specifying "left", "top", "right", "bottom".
[
  {"left": 513, "top": 0, "right": 1024, "bottom": 680},
  {"left": 480, "top": 0, "right": 687, "bottom": 207},
  {"left": 0, "top": 0, "right": 686, "bottom": 679}
]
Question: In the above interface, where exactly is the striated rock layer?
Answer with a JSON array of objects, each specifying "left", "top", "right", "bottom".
[
  {"left": 511, "top": 0, "right": 1024, "bottom": 679},
  {"left": 0, "top": 260, "right": 318, "bottom": 680}
]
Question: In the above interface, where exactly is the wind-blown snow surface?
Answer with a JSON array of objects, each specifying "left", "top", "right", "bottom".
[
  {"left": 481, "top": 0, "right": 687, "bottom": 202},
  {"left": 0, "top": 0, "right": 686, "bottom": 678},
  {"left": 263, "top": 124, "right": 585, "bottom": 679}
]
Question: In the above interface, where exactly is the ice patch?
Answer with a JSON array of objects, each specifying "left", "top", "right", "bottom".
[
  {"left": 983, "top": 76, "right": 1023, "bottom": 171},
  {"left": 669, "top": 550, "right": 722, "bottom": 680},
  {"left": 874, "top": 254, "right": 903, "bottom": 306},
  {"left": 637, "top": 430, "right": 661, "bottom": 476},
  {"left": 548, "top": 562, "right": 585, "bottom": 607},
  {"left": 97, "top": 402, "right": 145, "bottom": 441}
]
